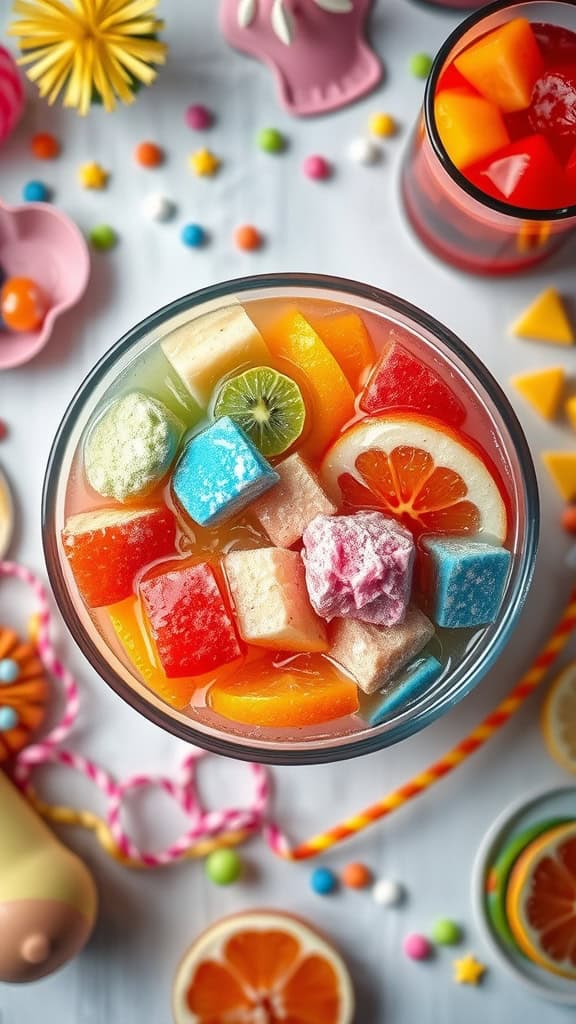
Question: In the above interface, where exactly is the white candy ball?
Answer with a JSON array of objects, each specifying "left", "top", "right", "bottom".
[
  {"left": 142, "top": 193, "right": 176, "bottom": 222},
  {"left": 373, "top": 879, "right": 405, "bottom": 907},
  {"left": 347, "top": 137, "right": 380, "bottom": 166}
]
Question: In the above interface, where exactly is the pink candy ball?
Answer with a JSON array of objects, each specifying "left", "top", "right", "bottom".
[
  {"left": 403, "top": 933, "right": 431, "bottom": 961},
  {"left": 303, "top": 154, "right": 331, "bottom": 180},
  {"left": 186, "top": 104, "right": 213, "bottom": 131},
  {"left": 0, "top": 46, "right": 25, "bottom": 145}
]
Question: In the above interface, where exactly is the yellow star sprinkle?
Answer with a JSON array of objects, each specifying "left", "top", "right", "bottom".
[
  {"left": 453, "top": 953, "right": 486, "bottom": 986},
  {"left": 189, "top": 149, "right": 220, "bottom": 177},
  {"left": 78, "top": 162, "right": 109, "bottom": 190}
]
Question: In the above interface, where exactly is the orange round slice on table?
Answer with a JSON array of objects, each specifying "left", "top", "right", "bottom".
[
  {"left": 506, "top": 822, "right": 576, "bottom": 979},
  {"left": 172, "top": 909, "right": 354, "bottom": 1024},
  {"left": 321, "top": 413, "right": 507, "bottom": 541},
  {"left": 541, "top": 662, "right": 576, "bottom": 775},
  {"left": 208, "top": 658, "right": 359, "bottom": 728},
  {"left": 0, "top": 627, "right": 48, "bottom": 763}
]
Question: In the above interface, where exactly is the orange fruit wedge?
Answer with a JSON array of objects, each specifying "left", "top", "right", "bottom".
[
  {"left": 208, "top": 657, "right": 359, "bottom": 728},
  {"left": 541, "top": 662, "right": 576, "bottom": 775},
  {"left": 321, "top": 413, "right": 507, "bottom": 541},
  {"left": 309, "top": 311, "right": 376, "bottom": 389},
  {"left": 506, "top": 822, "right": 576, "bottom": 979},
  {"left": 172, "top": 909, "right": 354, "bottom": 1024}
]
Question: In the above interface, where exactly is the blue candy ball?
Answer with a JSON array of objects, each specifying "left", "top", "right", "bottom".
[
  {"left": 0, "top": 659, "right": 19, "bottom": 684},
  {"left": 22, "top": 180, "right": 50, "bottom": 202},
  {"left": 181, "top": 223, "right": 206, "bottom": 248},
  {"left": 310, "top": 866, "right": 337, "bottom": 895},
  {"left": 0, "top": 706, "right": 18, "bottom": 731}
]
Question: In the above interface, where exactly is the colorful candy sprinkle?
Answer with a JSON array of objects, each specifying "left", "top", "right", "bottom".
[
  {"left": 233, "top": 224, "right": 262, "bottom": 251},
  {"left": 0, "top": 707, "right": 18, "bottom": 731},
  {"left": 369, "top": 112, "right": 397, "bottom": 138},
  {"left": 186, "top": 104, "right": 213, "bottom": 131},
  {"left": 0, "top": 420, "right": 7, "bottom": 442},
  {"left": 205, "top": 848, "right": 242, "bottom": 885},
  {"left": 0, "top": 659, "right": 19, "bottom": 684},
  {"left": 310, "top": 867, "right": 338, "bottom": 895},
  {"left": 372, "top": 879, "right": 405, "bottom": 907},
  {"left": 22, "top": 180, "right": 50, "bottom": 202},
  {"left": 89, "top": 225, "right": 117, "bottom": 251},
  {"left": 134, "top": 141, "right": 164, "bottom": 167},
  {"left": 453, "top": 953, "right": 486, "bottom": 985},
  {"left": 181, "top": 223, "right": 207, "bottom": 248},
  {"left": 31, "top": 132, "right": 60, "bottom": 159},
  {"left": 431, "top": 919, "right": 462, "bottom": 945},
  {"left": 341, "top": 862, "right": 372, "bottom": 889},
  {"left": 141, "top": 193, "right": 176, "bottom": 222},
  {"left": 561, "top": 506, "right": 576, "bottom": 534},
  {"left": 257, "top": 127, "right": 286, "bottom": 153},
  {"left": 78, "top": 162, "right": 109, "bottom": 189},
  {"left": 403, "top": 933, "right": 432, "bottom": 960},
  {"left": 189, "top": 148, "right": 220, "bottom": 177},
  {"left": 409, "top": 53, "right": 433, "bottom": 79},
  {"left": 347, "top": 138, "right": 380, "bottom": 165},
  {"left": 302, "top": 155, "right": 332, "bottom": 180}
]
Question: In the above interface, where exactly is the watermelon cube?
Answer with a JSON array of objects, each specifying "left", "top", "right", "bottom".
[
  {"left": 360, "top": 335, "right": 466, "bottom": 427},
  {"left": 463, "top": 134, "right": 568, "bottom": 210},
  {"left": 139, "top": 561, "right": 243, "bottom": 677},
  {"left": 62, "top": 506, "right": 177, "bottom": 608},
  {"left": 455, "top": 18, "right": 544, "bottom": 113},
  {"left": 434, "top": 91, "right": 510, "bottom": 170}
]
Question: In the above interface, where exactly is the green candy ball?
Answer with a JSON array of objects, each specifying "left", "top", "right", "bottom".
[
  {"left": 89, "top": 224, "right": 118, "bottom": 251},
  {"left": 257, "top": 127, "right": 285, "bottom": 154},
  {"left": 431, "top": 918, "right": 461, "bottom": 946},
  {"left": 409, "top": 53, "right": 433, "bottom": 79},
  {"left": 205, "top": 848, "right": 243, "bottom": 885}
]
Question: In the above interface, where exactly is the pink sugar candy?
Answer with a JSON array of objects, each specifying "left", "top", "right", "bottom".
[
  {"left": 186, "top": 104, "right": 213, "bottom": 130},
  {"left": 302, "top": 512, "right": 415, "bottom": 626},
  {"left": 403, "top": 933, "right": 432, "bottom": 961},
  {"left": 303, "top": 154, "right": 331, "bottom": 180}
]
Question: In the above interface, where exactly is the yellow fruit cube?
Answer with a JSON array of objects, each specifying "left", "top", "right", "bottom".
[
  {"left": 435, "top": 91, "right": 510, "bottom": 170},
  {"left": 510, "top": 288, "right": 575, "bottom": 346},
  {"left": 511, "top": 367, "right": 565, "bottom": 420},
  {"left": 542, "top": 452, "right": 576, "bottom": 501},
  {"left": 455, "top": 18, "right": 544, "bottom": 114}
]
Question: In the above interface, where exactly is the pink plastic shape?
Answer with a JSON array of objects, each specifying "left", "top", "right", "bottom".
[
  {"left": 0, "top": 201, "right": 90, "bottom": 369},
  {"left": 220, "top": 0, "right": 382, "bottom": 116},
  {"left": 0, "top": 46, "right": 25, "bottom": 144}
]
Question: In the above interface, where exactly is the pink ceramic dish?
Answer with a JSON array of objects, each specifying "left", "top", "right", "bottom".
[{"left": 0, "top": 201, "right": 90, "bottom": 369}]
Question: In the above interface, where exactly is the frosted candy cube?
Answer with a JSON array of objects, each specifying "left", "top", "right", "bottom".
[
  {"left": 329, "top": 608, "right": 435, "bottom": 694},
  {"left": 224, "top": 547, "right": 328, "bottom": 652},
  {"left": 302, "top": 512, "right": 415, "bottom": 626},
  {"left": 422, "top": 537, "right": 511, "bottom": 628},
  {"left": 252, "top": 452, "right": 338, "bottom": 548},
  {"left": 172, "top": 417, "right": 279, "bottom": 527},
  {"left": 161, "top": 304, "right": 271, "bottom": 407},
  {"left": 360, "top": 655, "right": 443, "bottom": 725}
]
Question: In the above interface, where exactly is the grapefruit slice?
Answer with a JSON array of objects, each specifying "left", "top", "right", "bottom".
[
  {"left": 172, "top": 909, "right": 355, "bottom": 1024},
  {"left": 541, "top": 662, "right": 576, "bottom": 775},
  {"left": 506, "top": 822, "right": 576, "bottom": 979},
  {"left": 321, "top": 414, "right": 507, "bottom": 541}
]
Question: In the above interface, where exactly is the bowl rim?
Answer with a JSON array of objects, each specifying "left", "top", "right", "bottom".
[{"left": 42, "top": 272, "right": 540, "bottom": 765}]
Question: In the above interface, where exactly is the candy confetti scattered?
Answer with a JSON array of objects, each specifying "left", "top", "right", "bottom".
[
  {"left": 234, "top": 224, "right": 263, "bottom": 251},
  {"left": 403, "top": 933, "right": 432, "bottom": 961},
  {"left": 341, "top": 862, "right": 372, "bottom": 889},
  {"left": 0, "top": 420, "right": 7, "bottom": 441},
  {"left": 181, "top": 223, "right": 207, "bottom": 248},
  {"left": 409, "top": 53, "right": 433, "bottom": 79},
  {"left": 369, "top": 112, "right": 397, "bottom": 138},
  {"left": 31, "top": 132, "right": 60, "bottom": 159},
  {"left": 373, "top": 879, "right": 405, "bottom": 907},
  {"left": 562, "top": 506, "right": 576, "bottom": 534},
  {"left": 257, "top": 127, "right": 286, "bottom": 153},
  {"left": 22, "top": 180, "right": 50, "bottom": 202},
  {"left": 78, "top": 162, "right": 109, "bottom": 190},
  {"left": 453, "top": 953, "right": 486, "bottom": 985},
  {"left": 431, "top": 919, "right": 462, "bottom": 946},
  {"left": 134, "top": 141, "right": 164, "bottom": 167},
  {"left": 542, "top": 452, "right": 576, "bottom": 501},
  {"left": 347, "top": 137, "right": 380, "bottom": 165},
  {"left": 188, "top": 148, "right": 220, "bottom": 177},
  {"left": 204, "top": 847, "right": 243, "bottom": 885},
  {"left": 185, "top": 103, "right": 212, "bottom": 130},
  {"left": 302, "top": 154, "right": 332, "bottom": 180},
  {"left": 89, "top": 224, "right": 118, "bottom": 251},
  {"left": 141, "top": 193, "right": 176, "bottom": 222},
  {"left": 511, "top": 366, "right": 565, "bottom": 420},
  {"left": 310, "top": 866, "right": 338, "bottom": 895},
  {"left": 510, "top": 288, "right": 575, "bottom": 345}
]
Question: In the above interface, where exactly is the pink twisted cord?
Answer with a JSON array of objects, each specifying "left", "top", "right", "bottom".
[{"left": 1, "top": 561, "right": 275, "bottom": 867}]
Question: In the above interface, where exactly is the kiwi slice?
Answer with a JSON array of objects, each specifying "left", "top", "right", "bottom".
[{"left": 214, "top": 366, "right": 306, "bottom": 457}]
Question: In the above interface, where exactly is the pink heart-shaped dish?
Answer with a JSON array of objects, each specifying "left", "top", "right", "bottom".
[{"left": 0, "top": 200, "right": 90, "bottom": 369}]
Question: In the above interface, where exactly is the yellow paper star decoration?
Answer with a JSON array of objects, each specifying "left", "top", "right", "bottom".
[
  {"left": 189, "top": 149, "right": 221, "bottom": 177},
  {"left": 9, "top": 0, "right": 167, "bottom": 116},
  {"left": 453, "top": 953, "right": 486, "bottom": 986},
  {"left": 78, "top": 162, "right": 109, "bottom": 190}
]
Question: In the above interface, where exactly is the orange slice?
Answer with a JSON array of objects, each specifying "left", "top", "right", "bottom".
[
  {"left": 208, "top": 657, "right": 359, "bottom": 728},
  {"left": 541, "top": 662, "right": 576, "bottom": 775},
  {"left": 321, "top": 413, "right": 507, "bottom": 541},
  {"left": 172, "top": 909, "right": 354, "bottom": 1024},
  {"left": 506, "top": 822, "right": 576, "bottom": 979},
  {"left": 309, "top": 311, "right": 376, "bottom": 389},
  {"left": 0, "top": 627, "right": 48, "bottom": 763}
]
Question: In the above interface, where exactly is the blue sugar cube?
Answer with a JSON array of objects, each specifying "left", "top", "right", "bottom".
[
  {"left": 423, "top": 538, "right": 511, "bottom": 629},
  {"left": 360, "top": 655, "right": 443, "bottom": 726},
  {"left": 172, "top": 416, "right": 279, "bottom": 527}
]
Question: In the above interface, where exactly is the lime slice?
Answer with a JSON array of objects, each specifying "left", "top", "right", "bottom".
[{"left": 214, "top": 366, "right": 306, "bottom": 457}]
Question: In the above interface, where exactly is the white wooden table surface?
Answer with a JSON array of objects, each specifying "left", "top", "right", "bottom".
[{"left": 1, "top": 1, "right": 575, "bottom": 1020}]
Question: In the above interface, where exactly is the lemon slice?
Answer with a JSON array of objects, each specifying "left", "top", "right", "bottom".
[{"left": 541, "top": 662, "right": 576, "bottom": 775}]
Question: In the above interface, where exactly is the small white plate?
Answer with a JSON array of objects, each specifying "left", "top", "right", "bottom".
[
  {"left": 472, "top": 786, "right": 576, "bottom": 1005},
  {"left": 0, "top": 467, "right": 14, "bottom": 559}
]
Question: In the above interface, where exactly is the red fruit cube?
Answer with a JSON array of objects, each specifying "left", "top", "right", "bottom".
[
  {"left": 360, "top": 335, "right": 466, "bottom": 427},
  {"left": 437, "top": 62, "right": 479, "bottom": 96},
  {"left": 62, "top": 506, "right": 177, "bottom": 608},
  {"left": 463, "top": 134, "right": 567, "bottom": 210},
  {"left": 139, "top": 562, "right": 243, "bottom": 677}
]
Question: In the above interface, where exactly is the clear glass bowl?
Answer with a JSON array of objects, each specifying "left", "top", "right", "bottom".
[{"left": 42, "top": 274, "right": 539, "bottom": 764}]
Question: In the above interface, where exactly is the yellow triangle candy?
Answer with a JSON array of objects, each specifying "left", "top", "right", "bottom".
[
  {"left": 510, "top": 288, "right": 575, "bottom": 345},
  {"left": 542, "top": 452, "right": 576, "bottom": 501},
  {"left": 511, "top": 367, "right": 565, "bottom": 420}
]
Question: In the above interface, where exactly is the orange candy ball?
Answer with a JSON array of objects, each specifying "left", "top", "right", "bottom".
[
  {"left": 0, "top": 277, "right": 48, "bottom": 333},
  {"left": 562, "top": 505, "right": 576, "bottom": 535},
  {"left": 234, "top": 224, "right": 262, "bottom": 251},
  {"left": 341, "top": 862, "right": 373, "bottom": 889},
  {"left": 135, "top": 141, "right": 164, "bottom": 168},
  {"left": 31, "top": 132, "right": 60, "bottom": 159}
]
